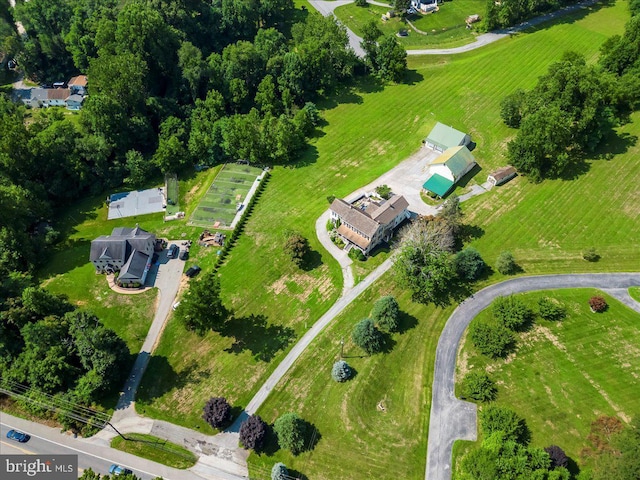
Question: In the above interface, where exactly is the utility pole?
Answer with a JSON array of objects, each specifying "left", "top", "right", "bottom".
[{"left": 340, "top": 338, "right": 344, "bottom": 358}]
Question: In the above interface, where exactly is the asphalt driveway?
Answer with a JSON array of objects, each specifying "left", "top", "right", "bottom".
[{"left": 426, "top": 273, "right": 640, "bottom": 480}]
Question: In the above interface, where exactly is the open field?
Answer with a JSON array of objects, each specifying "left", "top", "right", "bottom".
[
  {"left": 111, "top": 433, "right": 197, "bottom": 469},
  {"left": 134, "top": 0, "right": 635, "bottom": 433},
  {"left": 333, "top": 0, "right": 484, "bottom": 49},
  {"left": 248, "top": 280, "right": 451, "bottom": 480},
  {"left": 189, "top": 164, "right": 263, "bottom": 228},
  {"left": 454, "top": 289, "right": 640, "bottom": 472}
]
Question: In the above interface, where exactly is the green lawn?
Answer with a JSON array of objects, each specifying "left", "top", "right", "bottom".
[
  {"left": 333, "top": 0, "right": 485, "bottom": 49},
  {"left": 454, "top": 289, "right": 640, "bottom": 472},
  {"left": 134, "top": 0, "right": 633, "bottom": 433},
  {"left": 111, "top": 433, "right": 197, "bottom": 469},
  {"left": 248, "top": 279, "right": 452, "bottom": 480}
]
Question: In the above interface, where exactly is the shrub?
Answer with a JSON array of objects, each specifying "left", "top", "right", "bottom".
[
  {"left": 492, "top": 295, "right": 533, "bottom": 331},
  {"left": 538, "top": 297, "right": 566, "bottom": 321},
  {"left": 331, "top": 360, "right": 353, "bottom": 382},
  {"left": 461, "top": 372, "right": 497, "bottom": 402},
  {"left": 271, "top": 462, "right": 288, "bottom": 480},
  {"left": 371, "top": 295, "right": 400, "bottom": 332},
  {"left": 274, "top": 413, "right": 308, "bottom": 455},
  {"left": 469, "top": 320, "right": 514, "bottom": 358},
  {"left": 355, "top": 0, "right": 367, "bottom": 6},
  {"left": 582, "top": 247, "right": 599, "bottom": 262},
  {"left": 589, "top": 296, "right": 607, "bottom": 312},
  {"left": 352, "top": 318, "right": 383, "bottom": 355},
  {"left": 202, "top": 397, "right": 232, "bottom": 429},
  {"left": 239, "top": 415, "right": 267, "bottom": 451},
  {"left": 348, "top": 248, "right": 366, "bottom": 261},
  {"left": 326, "top": 219, "right": 335, "bottom": 231},
  {"left": 480, "top": 405, "right": 528, "bottom": 444},
  {"left": 496, "top": 251, "right": 517, "bottom": 275},
  {"left": 327, "top": 195, "right": 336, "bottom": 204},
  {"left": 454, "top": 247, "right": 486, "bottom": 281},
  {"left": 376, "top": 184, "right": 392, "bottom": 199},
  {"left": 545, "top": 445, "right": 569, "bottom": 469}
]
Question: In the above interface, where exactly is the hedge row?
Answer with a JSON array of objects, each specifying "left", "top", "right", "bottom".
[{"left": 212, "top": 170, "right": 271, "bottom": 272}]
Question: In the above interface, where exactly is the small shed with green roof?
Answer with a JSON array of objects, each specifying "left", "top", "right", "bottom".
[
  {"left": 425, "top": 122, "right": 471, "bottom": 153},
  {"left": 423, "top": 146, "right": 476, "bottom": 197}
]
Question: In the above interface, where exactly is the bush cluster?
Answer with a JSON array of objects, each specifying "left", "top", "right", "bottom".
[
  {"left": 202, "top": 397, "right": 232, "bottom": 429},
  {"left": 461, "top": 372, "right": 497, "bottom": 402},
  {"left": 493, "top": 296, "right": 533, "bottom": 331},
  {"left": 469, "top": 321, "right": 514, "bottom": 358},
  {"left": 589, "top": 296, "right": 608, "bottom": 312},
  {"left": 537, "top": 297, "right": 566, "bottom": 321}
]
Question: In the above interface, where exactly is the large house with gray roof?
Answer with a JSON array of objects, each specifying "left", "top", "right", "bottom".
[
  {"left": 330, "top": 194, "right": 410, "bottom": 255},
  {"left": 90, "top": 226, "right": 155, "bottom": 286}
]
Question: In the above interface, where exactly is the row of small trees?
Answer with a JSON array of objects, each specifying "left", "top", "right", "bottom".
[{"left": 202, "top": 398, "right": 316, "bottom": 456}]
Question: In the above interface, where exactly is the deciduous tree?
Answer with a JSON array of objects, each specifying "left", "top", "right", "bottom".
[{"left": 203, "top": 397, "right": 232, "bottom": 429}]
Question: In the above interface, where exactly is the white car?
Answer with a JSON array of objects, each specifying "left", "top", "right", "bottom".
[{"left": 172, "top": 301, "right": 181, "bottom": 310}]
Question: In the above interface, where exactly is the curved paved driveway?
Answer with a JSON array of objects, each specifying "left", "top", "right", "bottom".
[{"left": 427, "top": 273, "right": 640, "bottom": 480}]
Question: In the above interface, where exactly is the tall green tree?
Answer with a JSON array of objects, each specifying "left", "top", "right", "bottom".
[{"left": 175, "top": 271, "right": 229, "bottom": 335}]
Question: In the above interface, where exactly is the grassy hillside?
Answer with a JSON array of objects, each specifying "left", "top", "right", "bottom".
[{"left": 455, "top": 289, "right": 640, "bottom": 473}]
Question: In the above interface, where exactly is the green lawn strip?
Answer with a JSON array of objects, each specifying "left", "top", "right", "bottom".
[
  {"left": 455, "top": 289, "right": 640, "bottom": 470},
  {"left": 333, "top": 2, "right": 481, "bottom": 49},
  {"left": 248, "top": 278, "right": 453, "bottom": 480},
  {"left": 111, "top": 433, "right": 197, "bottom": 469},
  {"left": 629, "top": 287, "right": 640, "bottom": 303}
]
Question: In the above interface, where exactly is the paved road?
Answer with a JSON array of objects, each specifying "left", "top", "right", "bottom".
[
  {"left": 0, "top": 416, "right": 187, "bottom": 480},
  {"left": 426, "top": 273, "right": 640, "bottom": 480},
  {"left": 113, "top": 249, "right": 186, "bottom": 420},
  {"left": 307, "top": 0, "right": 600, "bottom": 57}
]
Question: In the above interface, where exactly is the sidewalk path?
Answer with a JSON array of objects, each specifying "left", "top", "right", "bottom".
[{"left": 426, "top": 273, "right": 640, "bottom": 480}]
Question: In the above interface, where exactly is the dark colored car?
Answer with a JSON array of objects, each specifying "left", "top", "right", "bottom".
[
  {"left": 179, "top": 249, "right": 189, "bottom": 261},
  {"left": 167, "top": 244, "right": 179, "bottom": 258},
  {"left": 6, "top": 430, "right": 30, "bottom": 443},
  {"left": 185, "top": 265, "right": 201, "bottom": 278},
  {"left": 109, "top": 465, "right": 133, "bottom": 476}
]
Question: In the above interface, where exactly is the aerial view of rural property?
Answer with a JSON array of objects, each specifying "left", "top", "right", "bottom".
[{"left": 1, "top": 0, "right": 640, "bottom": 478}]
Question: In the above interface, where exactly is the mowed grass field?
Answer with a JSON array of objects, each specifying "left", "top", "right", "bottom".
[
  {"left": 136, "top": 0, "right": 635, "bottom": 433},
  {"left": 189, "top": 164, "right": 262, "bottom": 228},
  {"left": 333, "top": 0, "right": 484, "bottom": 49},
  {"left": 454, "top": 289, "right": 640, "bottom": 472},
  {"left": 248, "top": 281, "right": 452, "bottom": 480}
]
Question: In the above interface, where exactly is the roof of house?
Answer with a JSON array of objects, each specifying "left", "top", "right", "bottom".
[
  {"left": 68, "top": 75, "right": 87, "bottom": 87},
  {"left": 48, "top": 88, "right": 71, "bottom": 100},
  {"left": 66, "top": 94, "right": 84, "bottom": 103},
  {"left": 425, "top": 122, "right": 468, "bottom": 150},
  {"left": 367, "top": 195, "right": 410, "bottom": 225},
  {"left": 423, "top": 173, "right": 454, "bottom": 197},
  {"left": 118, "top": 250, "right": 149, "bottom": 281},
  {"left": 330, "top": 199, "right": 380, "bottom": 238},
  {"left": 90, "top": 226, "right": 155, "bottom": 263},
  {"left": 337, "top": 224, "right": 370, "bottom": 250},
  {"left": 431, "top": 146, "right": 476, "bottom": 179},
  {"left": 489, "top": 165, "right": 517, "bottom": 182},
  {"left": 30, "top": 88, "right": 49, "bottom": 101}
]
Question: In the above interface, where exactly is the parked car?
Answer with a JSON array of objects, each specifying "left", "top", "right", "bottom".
[
  {"left": 179, "top": 249, "right": 189, "bottom": 261},
  {"left": 109, "top": 465, "right": 133, "bottom": 476},
  {"left": 6, "top": 430, "right": 30, "bottom": 443},
  {"left": 185, "top": 265, "right": 201, "bottom": 278},
  {"left": 167, "top": 244, "right": 179, "bottom": 258}
]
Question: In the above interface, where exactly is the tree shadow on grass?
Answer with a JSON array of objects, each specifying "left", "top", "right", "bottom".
[
  {"left": 220, "top": 314, "right": 295, "bottom": 362},
  {"left": 566, "top": 456, "right": 580, "bottom": 478},
  {"left": 300, "top": 248, "right": 322, "bottom": 271},
  {"left": 459, "top": 224, "right": 485, "bottom": 244},
  {"left": 288, "top": 469, "right": 309, "bottom": 480},
  {"left": 403, "top": 69, "right": 424, "bottom": 86},
  {"left": 256, "top": 423, "right": 280, "bottom": 457},
  {"left": 136, "top": 357, "right": 205, "bottom": 405},
  {"left": 396, "top": 311, "right": 418, "bottom": 334},
  {"left": 379, "top": 331, "right": 397, "bottom": 354}
]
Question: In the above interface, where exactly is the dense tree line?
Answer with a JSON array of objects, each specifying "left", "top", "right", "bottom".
[
  {"left": 484, "top": 0, "right": 580, "bottom": 30},
  {"left": 0, "top": 287, "right": 130, "bottom": 430}
]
